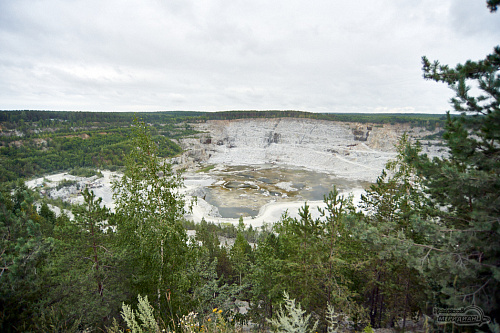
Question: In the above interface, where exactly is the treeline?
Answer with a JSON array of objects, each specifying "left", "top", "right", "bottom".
[
  {"left": 200, "top": 110, "right": 446, "bottom": 130},
  {"left": 0, "top": 110, "right": 202, "bottom": 129},
  {"left": 1, "top": 109, "right": 446, "bottom": 135}
]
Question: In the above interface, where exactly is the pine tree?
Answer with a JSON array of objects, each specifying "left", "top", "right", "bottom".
[
  {"left": 408, "top": 4, "right": 500, "bottom": 320},
  {"left": 261, "top": 191, "right": 365, "bottom": 329},
  {"left": 359, "top": 136, "right": 432, "bottom": 328},
  {"left": 0, "top": 183, "right": 53, "bottom": 331},
  {"left": 230, "top": 230, "right": 251, "bottom": 286},
  {"left": 35, "top": 185, "right": 126, "bottom": 330},
  {"left": 72, "top": 187, "right": 112, "bottom": 297},
  {"left": 249, "top": 231, "right": 286, "bottom": 326}
]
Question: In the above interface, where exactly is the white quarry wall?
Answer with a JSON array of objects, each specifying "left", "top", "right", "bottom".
[{"left": 179, "top": 118, "right": 443, "bottom": 182}]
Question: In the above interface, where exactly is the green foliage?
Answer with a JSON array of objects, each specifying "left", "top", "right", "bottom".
[
  {"left": 357, "top": 136, "right": 433, "bottom": 327},
  {"left": 266, "top": 291, "right": 319, "bottom": 333},
  {"left": 415, "top": 32, "right": 500, "bottom": 316},
  {"left": 249, "top": 188, "right": 367, "bottom": 329},
  {"left": 362, "top": 323, "right": 374, "bottom": 333},
  {"left": 194, "top": 219, "right": 236, "bottom": 282},
  {"left": 55, "top": 178, "right": 78, "bottom": 190},
  {"left": 230, "top": 219, "right": 253, "bottom": 286},
  {"left": 361, "top": 134, "right": 428, "bottom": 233},
  {"left": 0, "top": 182, "right": 54, "bottom": 331},
  {"left": 113, "top": 118, "right": 191, "bottom": 321},
  {"left": 33, "top": 306, "right": 82, "bottom": 333},
  {"left": 68, "top": 167, "right": 103, "bottom": 178},
  {"left": 35, "top": 186, "right": 125, "bottom": 330},
  {"left": 248, "top": 231, "right": 286, "bottom": 326},
  {"left": 72, "top": 187, "right": 113, "bottom": 297},
  {"left": 121, "top": 295, "right": 159, "bottom": 333},
  {"left": 275, "top": 204, "right": 327, "bottom": 312},
  {"left": 197, "top": 164, "right": 216, "bottom": 173},
  {"left": 193, "top": 219, "right": 260, "bottom": 244},
  {"left": 0, "top": 112, "right": 187, "bottom": 182},
  {"left": 39, "top": 202, "right": 56, "bottom": 236}
]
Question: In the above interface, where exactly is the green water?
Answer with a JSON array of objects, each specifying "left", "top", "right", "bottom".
[{"left": 202, "top": 165, "right": 370, "bottom": 218}]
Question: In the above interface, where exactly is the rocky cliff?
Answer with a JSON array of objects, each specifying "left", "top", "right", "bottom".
[{"left": 177, "top": 118, "right": 443, "bottom": 182}]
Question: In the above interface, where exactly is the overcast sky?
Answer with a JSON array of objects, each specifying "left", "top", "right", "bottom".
[{"left": 0, "top": 0, "right": 498, "bottom": 113}]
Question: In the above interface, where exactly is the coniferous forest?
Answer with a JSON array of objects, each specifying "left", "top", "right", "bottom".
[{"left": 1, "top": 6, "right": 500, "bottom": 333}]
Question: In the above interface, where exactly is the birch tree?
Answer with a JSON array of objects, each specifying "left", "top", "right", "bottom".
[{"left": 113, "top": 118, "right": 188, "bottom": 317}]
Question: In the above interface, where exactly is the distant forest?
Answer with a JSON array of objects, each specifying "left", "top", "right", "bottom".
[
  {"left": 199, "top": 110, "right": 446, "bottom": 129},
  {"left": 0, "top": 111, "right": 197, "bottom": 181},
  {"left": 1, "top": 109, "right": 446, "bottom": 128}
]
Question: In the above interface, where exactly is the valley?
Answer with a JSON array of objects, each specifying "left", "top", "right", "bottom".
[{"left": 25, "top": 116, "right": 445, "bottom": 227}]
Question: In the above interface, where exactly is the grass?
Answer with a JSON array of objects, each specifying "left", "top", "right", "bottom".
[{"left": 197, "top": 164, "right": 216, "bottom": 173}]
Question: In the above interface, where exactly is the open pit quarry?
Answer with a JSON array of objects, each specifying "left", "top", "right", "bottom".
[
  {"left": 28, "top": 118, "right": 445, "bottom": 227},
  {"left": 176, "top": 118, "right": 444, "bottom": 226},
  {"left": 176, "top": 118, "right": 444, "bottom": 179}
]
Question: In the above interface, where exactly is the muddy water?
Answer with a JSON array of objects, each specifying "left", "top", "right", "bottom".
[{"left": 203, "top": 165, "right": 370, "bottom": 218}]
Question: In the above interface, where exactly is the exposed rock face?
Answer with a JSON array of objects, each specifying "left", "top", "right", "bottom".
[{"left": 178, "top": 118, "right": 444, "bottom": 182}]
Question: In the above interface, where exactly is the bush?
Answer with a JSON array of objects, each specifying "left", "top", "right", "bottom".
[
  {"left": 267, "top": 292, "right": 318, "bottom": 333},
  {"left": 68, "top": 167, "right": 103, "bottom": 178}
]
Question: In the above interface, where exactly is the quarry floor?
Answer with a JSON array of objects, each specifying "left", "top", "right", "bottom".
[
  {"left": 26, "top": 165, "right": 368, "bottom": 228},
  {"left": 184, "top": 164, "right": 367, "bottom": 227}
]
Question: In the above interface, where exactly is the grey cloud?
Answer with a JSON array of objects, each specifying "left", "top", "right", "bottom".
[
  {"left": 0, "top": 0, "right": 498, "bottom": 112},
  {"left": 450, "top": 0, "right": 500, "bottom": 36}
]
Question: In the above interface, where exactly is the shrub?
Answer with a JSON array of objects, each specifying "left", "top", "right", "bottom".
[{"left": 266, "top": 292, "right": 318, "bottom": 333}]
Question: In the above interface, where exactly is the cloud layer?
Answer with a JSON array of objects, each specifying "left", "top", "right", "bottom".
[{"left": 1, "top": 0, "right": 498, "bottom": 112}]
